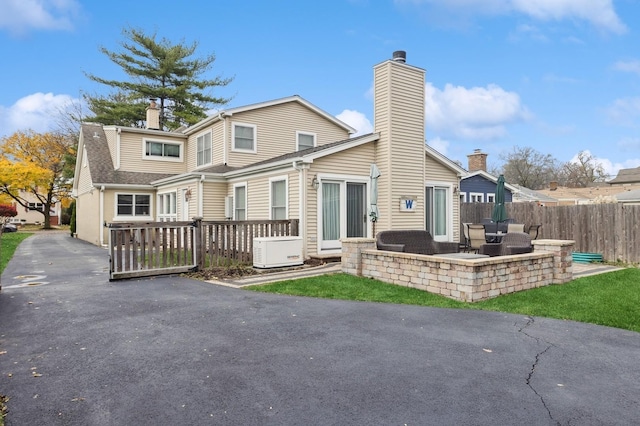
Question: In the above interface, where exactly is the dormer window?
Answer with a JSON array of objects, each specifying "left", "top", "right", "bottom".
[
  {"left": 232, "top": 123, "right": 257, "bottom": 153},
  {"left": 297, "top": 131, "right": 316, "bottom": 151},
  {"left": 197, "top": 131, "right": 212, "bottom": 167}
]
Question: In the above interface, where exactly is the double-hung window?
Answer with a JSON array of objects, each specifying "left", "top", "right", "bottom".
[
  {"left": 197, "top": 132, "right": 212, "bottom": 167},
  {"left": 270, "top": 178, "right": 287, "bottom": 220},
  {"left": 234, "top": 184, "right": 247, "bottom": 220},
  {"left": 469, "top": 193, "right": 484, "bottom": 203},
  {"left": 233, "top": 123, "right": 256, "bottom": 152},
  {"left": 117, "top": 194, "right": 151, "bottom": 218},
  {"left": 158, "top": 192, "right": 177, "bottom": 221},
  {"left": 297, "top": 131, "right": 316, "bottom": 151},
  {"left": 486, "top": 194, "right": 495, "bottom": 203}
]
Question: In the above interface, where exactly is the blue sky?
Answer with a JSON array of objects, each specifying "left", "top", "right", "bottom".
[{"left": 1, "top": 0, "right": 639, "bottom": 179}]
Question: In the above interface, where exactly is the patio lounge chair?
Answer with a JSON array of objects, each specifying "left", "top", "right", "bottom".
[
  {"left": 467, "top": 224, "right": 486, "bottom": 253},
  {"left": 479, "top": 232, "right": 533, "bottom": 257},
  {"left": 527, "top": 225, "right": 541, "bottom": 240},
  {"left": 507, "top": 223, "right": 525, "bottom": 233},
  {"left": 376, "top": 230, "right": 459, "bottom": 255}
]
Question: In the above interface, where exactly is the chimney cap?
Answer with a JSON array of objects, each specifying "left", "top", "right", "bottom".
[{"left": 392, "top": 50, "right": 406, "bottom": 63}]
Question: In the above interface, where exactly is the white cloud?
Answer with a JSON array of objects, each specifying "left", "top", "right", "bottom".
[
  {"left": 567, "top": 149, "right": 640, "bottom": 180},
  {"left": 613, "top": 60, "right": 640, "bottom": 76},
  {"left": 605, "top": 97, "right": 640, "bottom": 126},
  {"left": 336, "top": 109, "right": 373, "bottom": 136},
  {"left": 396, "top": 0, "right": 626, "bottom": 34},
  {"left": 425, "top": 82, "right": 530, "bottom": 140},
  {"left": 427, "top": 137, "right": 450, "bottom": 156},
  {"left": 0, "top": 92, "right": 77, "bottom": 136},
  {"left": 0, "top": 0, "right": 81, "bottom": 35}
]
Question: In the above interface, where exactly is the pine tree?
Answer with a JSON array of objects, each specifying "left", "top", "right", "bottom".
[{"left": 84, "top": 27, "right": 233, "bottom": 130}]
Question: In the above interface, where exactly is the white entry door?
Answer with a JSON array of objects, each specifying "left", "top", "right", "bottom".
[{"left": 182, "top": 189, "right": 190, "bottom": 221}]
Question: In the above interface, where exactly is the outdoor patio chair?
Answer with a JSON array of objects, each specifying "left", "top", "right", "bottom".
[
  {"left": 527, "top": 225, "right": 541, "bottom": 240},
  {"left": 507, "top": 223, "right": 525, "bottom": 233},
  {"left": 376, "top": 230, "right": 460, "bottom": 255},
  {"left": 467, "top": 224, "right": 486, "bottom": 254},
  {"left": 460, "top": 222, "right": 472, "bottom": 251},
  {"left": 479, "top": 232, "right": 533, "bottom": 257}
]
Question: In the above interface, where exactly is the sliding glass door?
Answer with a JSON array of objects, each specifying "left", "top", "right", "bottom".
[
  {"left": 320, "top": 180, "right": 366, "bottom": 250},
  {"left": 426, "top": 185, "right": 450, "bottom": 241}
]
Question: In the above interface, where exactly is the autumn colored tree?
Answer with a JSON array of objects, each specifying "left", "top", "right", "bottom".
[
  {"left": 0, "top": 130, "right": 75, "bottom": 229},
  {"left": 84, "top": 26, "right": 233, "bottom": 130}
]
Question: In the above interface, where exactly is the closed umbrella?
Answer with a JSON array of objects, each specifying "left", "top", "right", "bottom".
[
  {"left": 369, "top": 164, "right": 380, "bottom": 228},
  {"left": 492, "top": 174, "right": 508, "bottom": 223}
]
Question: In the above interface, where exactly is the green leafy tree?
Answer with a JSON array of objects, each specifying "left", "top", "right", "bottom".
[
  {"left": 0, "top": 131, "right": 75, "bottom": 229},
  {"left": 84, "top": 27, "right": 233, "bottom": 130}
]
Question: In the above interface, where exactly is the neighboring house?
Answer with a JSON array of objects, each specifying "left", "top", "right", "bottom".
[
  {"left": 460, "top": 170, "right": 515, "bottom": 203},
  {"left": 608, "top": 166, "right": 640, "bottom": 186},
  {"left": 615, "top": 189, "right": 640, "bottom": 204},
  {"left": 459, "top": 150, "right": 516, "bottom": 203},
  {"left": 536, "top": 182, "right": 640, "bottom": 205},
  {"left": 6, "top": 190, "right": 61, "bottom": 225},
  {"left": 510, "top": 185, "right": 558, "bottom": 205},
  {"left": 72, "top": 51, "right": 466, "bottom": 258}
]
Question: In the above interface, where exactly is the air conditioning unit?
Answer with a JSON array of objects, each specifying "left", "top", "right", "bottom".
[{"left": 253, "top": 236, "right": 303, "bottom": 268}]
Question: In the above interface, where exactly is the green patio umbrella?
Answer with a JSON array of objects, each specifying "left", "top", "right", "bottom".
[{"left": 492, "top": 174, "right": 508, "bottom": 223}]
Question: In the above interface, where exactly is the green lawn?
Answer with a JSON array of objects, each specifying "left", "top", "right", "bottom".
[
  {"left": 1, "top": 232, "right": 32, "bottom": 275},
  {"left": 246, "top": 269, "right": 640, "bottom": 333}
]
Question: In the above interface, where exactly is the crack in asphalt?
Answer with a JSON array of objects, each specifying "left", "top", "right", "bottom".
[{"left": 517, "top": 316, "right": 560, "bottom": 425}]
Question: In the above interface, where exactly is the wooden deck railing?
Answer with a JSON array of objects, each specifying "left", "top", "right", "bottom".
[
  {"left": 196, "top": 219, "right": 300, "bottom": 268},
  {"left": 107, "top": 218, "right": 300, "bottom": 279}
]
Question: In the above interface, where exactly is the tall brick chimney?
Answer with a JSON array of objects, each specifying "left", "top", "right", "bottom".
[
  {"left": 146, "top": 98, "right": 160, "bottom": 130},
  {"left": 467, "top": 149, "right": 487, "bottom": 172}
]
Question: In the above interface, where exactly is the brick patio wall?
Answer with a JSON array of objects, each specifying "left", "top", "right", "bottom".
[{"left": 341, "top": 238, "right": 575, "bottom": 302}]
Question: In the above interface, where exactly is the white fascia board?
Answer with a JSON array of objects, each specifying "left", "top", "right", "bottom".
[
  {"left": 425, "top": 144, "right": 467, "bottom": 176},
  {"left": 72, "top": 130, "right": 85, "bottom": 191},
  {"left": 106, "top": 125, "right": 187, "bottom": 139},
  {"left": 92, "top": 183, "right": 156, "bottom": 190},
  {"left": 150, "top": 172, "right": 225, "bottom": 186}
]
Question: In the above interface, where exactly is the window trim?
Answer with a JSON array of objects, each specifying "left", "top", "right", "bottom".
[
  {"left": 469, "top": 192, "right": 484, "bottom": 203},
  {"left": 460, "top": 192, "right": 467, "bottom": 203},
  {"left": 269, "top": 176, "right": 288, "bottom": 220},
  {"left": 196, "top": 130, "right": 213, "bottom": 167},
  {"left": 296, "top": 131, "right": 316, "bottom": 151},
  {"left": 142, "top": 138, "right": 183, "bottom": 162},
  {"left": 232, "top": 122, "right": 257, "bottom": 153},
  {"left": 114, "top": 192, "right": 153, "bottom": 221},
  {"left": 233, "top": 182, "right": 248, "bottom": 220},
  {"left": 157, "top": 191, "right": 177, "bottom": 221},
  {"left": 486, "top": 193, "right": 496, "bottom": 203}
]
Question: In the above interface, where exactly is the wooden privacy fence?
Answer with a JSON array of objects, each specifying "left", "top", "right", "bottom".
[
  {"left": 108, "top": 218, "right": 300, "bottom": 280},
  {"left": 461, "top": 203, "right": 640, "bottom": 263}
]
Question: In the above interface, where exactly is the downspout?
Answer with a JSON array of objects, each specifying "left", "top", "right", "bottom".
[
  {"left": 199, "top": 174, "right": 205, "bottom": 217},
  {"left": 292, "top": 161, "right": 306, "bottom": 258},
  {"left": 99, "top": 185, "right": 105, "bottom": 246},
  {"left": 116, "top": 128, "right": 121, "bottom": 170},
  {"left": 219, "top": 112, "right": 228, "bottom": 165}
]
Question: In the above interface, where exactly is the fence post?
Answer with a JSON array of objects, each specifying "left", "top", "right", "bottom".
[{"left": 193, "top": 217, "right": 203, "bottom": 271}]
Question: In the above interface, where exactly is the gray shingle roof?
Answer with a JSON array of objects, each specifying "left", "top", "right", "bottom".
[
  {"left": 609, "top": 166, "right": 640, "bottom": 184},
  {"left": 82, "top": 123, "right": 175, "bottom": 186}
]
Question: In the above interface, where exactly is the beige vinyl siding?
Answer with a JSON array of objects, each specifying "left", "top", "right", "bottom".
[
  {"left": 373, "top": 60, "right": 426, "bottom": 232},
  {"left": 104, "top": 128, "right": 117, "bottom": 167},
  {"left": 75, "top": 191, "right": 102, "bottom": 245},
  {"left": 225, "top": 102, "right": 350, "bottom": 168},
  {"left": 186, "top": 121, "right": 223, "bottom": 171},
  {"left": 76, "top": 150, "right": 94, "bottom": 195},
  {"left": 202, "top": 181, "right": 228, "bottom": 220},
  {"left": 305, "top": 144, "right": 375, "bottom": 256},
  {"left": 118, "top": 131, "right": 187, "bottom": 174},
  {"left": 425, "top": 154, "right": 460, "bottom": 242}
]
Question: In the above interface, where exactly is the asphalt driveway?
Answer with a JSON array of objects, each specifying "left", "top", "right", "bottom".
[{"left": 1, "top": 232, "right": 639, "bottom": 425}]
